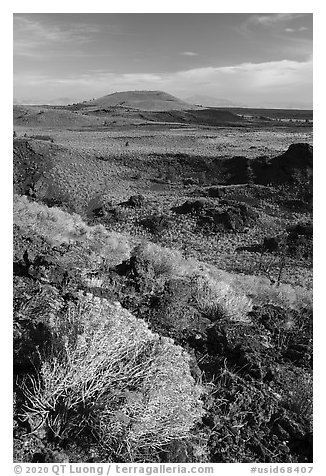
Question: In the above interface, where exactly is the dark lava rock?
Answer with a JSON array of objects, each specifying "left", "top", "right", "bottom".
[
  {"left": 261, "top": 222, "right": 312, "bottom": 258},
  {"left": 262, "top": 222, "right": 312, "bottom": 258},
  {"left": 183, "top": 177, "right": 198, "bottom": 186},
  {"left": 249, "top": 304, "right": 312, "bottom": 369},
  {"left": 263, "top": 235, "right": 285, "bottom": 252},
  {"left": 14, "top": 225, "right": 52, "bottom": 276},
  {"left": 87, "top": 196, "right": 125, "bottom": 223},
  {"left": 284, "top": 343, "right": 312, "bottom": 368},
  {"left": 251, "top": 143, "right": 313, "bottom": 186},
  {"left": 249, "top": 304, "right": 293, "bottom": 335},
  {"left": 107, "top": 255, "right": 159, "bottom": 316},
  {"left": 13, "top": 139, "right": 55, "bottom": 198},
  {"left": 115, "top": 255, "right": 156, "bottom": 293},
  {"left": 112, "top": 259, "right": 212, "bottom": 343},
  {"left": 147, "top": 277, "right": 211, "bottom": 342},
  {"left": 13, "top": 433, "right": 46, "bottom": 463},
  {"left": 13, "top": 276, "right": 65, "bottom": 373},
  {"left": 189, "top": 316, "right": 280, "bottom": 382},
  {"left": 231, "top": 342, "right": 264, "bottom": 380},
  {"left": 14, "top": 225, "right": 77, "bottom": 288},
  {"left": 276, "top": 143, "right": 313, "bottom": 170},
  {"left": 273, "top": 423, "right": 290, "bottom": 441},
  {"left": 286, "top": 222, "right": 313, "bottom": 258},
  {"left": 288, "top": 222, "right": 313, "bottom": 237},
  {"left": 277, "top": 415, "right": 306, "bottom": 440},
  {"left": 207, "top": 186, "right": 227, "bottom": 198},
  {"left": 30, "top": 135, "right": 54, "bottom": 142},
  {"left": 140, "top": 214, "right": 172, "bottom": 234},
  {"left": 186, "top": 321, "right": 229, "bottom": 359},
  {"left": 87, "top": 195, "right": 110, "bottom": 218},
  {"left": 172, "top": 199, "right": 208, "bottom": 215},
  {"left": 126, "top": 194, "right": 145, "bottom": 208},
  {"left": 205, "top": 324, "right": 229, "bottom": 355},
  {"left": 14, "top": 433, "right": 70, "bottom": 464},
  {"left": 172, "top": 199, "right": 257, "bottom": 232},
  {"left": 200, "top": 143, "right": 313, "bottom": 191},
  {"left": 223, "top": 156, "right": 251, "bottom": 184}
]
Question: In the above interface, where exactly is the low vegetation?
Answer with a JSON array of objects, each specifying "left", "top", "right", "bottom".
[
  {"left": 17, "top": 293, "right": 204, "bottom": 462},
  {"left": 14, "top": 193, "right": 312, "bottom": 463},
  {"left": 13, "top": 105, "right": 313, "bottom": 464}
]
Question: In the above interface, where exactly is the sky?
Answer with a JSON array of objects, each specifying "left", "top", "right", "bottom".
[{"left": 13, "top": 13, "right": 313, "bottom": 108}]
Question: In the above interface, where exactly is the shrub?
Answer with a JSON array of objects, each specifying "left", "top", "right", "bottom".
[
  {"left": 281, "top": 368, "right": 312, "bottom": 423},
  {"left": 13, "top": 278, "right": 66, "bottom": 372},
  {"left": 192, "top": 274, "right": 252, "bottom": 322},
  {"left": 204, "top": 264, "right": 312, "bottom": 313},
  {"left": 14, "top": 195, "right": 131, "bottom": 267},
  {"left": 134, "top": 243, "right": 253, "bottom": 321},
  {"left": 14, "top": 195, "right": 311, "bottom": 326},
  {"left": 20, "top": 294, "right": 204, "bottom": 462},
  {"left": 134, "top": 242, "right": 200, "bottom": 277}
]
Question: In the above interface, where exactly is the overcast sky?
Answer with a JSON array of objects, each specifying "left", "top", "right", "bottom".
[{"left": 13, "top": 13, "right": 313, "bottom": 108}]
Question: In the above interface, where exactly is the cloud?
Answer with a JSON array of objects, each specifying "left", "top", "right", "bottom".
[
  {"left": 241, "top": 13, "right": 311, "bottom": 41},
  {"left": 285, "top": 26, "right": 309, "bottom": 33},
  {"left": 13, "top": 15, "right": 118, "bottom": 58},
  {"left": 247, "top": 13, "right": 305, "bottom": 27},
  {"left": 14, "top": 57, "right": 313, "bottom": 108},
  {"left": 180, "top": 51, "right": 198, "bottom": 56}
]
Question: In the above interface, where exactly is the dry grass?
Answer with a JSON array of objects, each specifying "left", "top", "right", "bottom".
[
  {"left": 14, "top": 194, "right": 311, "bottom": 324},
  {"left": 191, "top": 274, "right": 253, "bottom": 322},
  {"left": 204, "top": 264, "right": 312, "bottom": 313},
  {"left": 20, "top": 294, "right": 204, "bottom": 462},
  {"left": 14, "top": 195, "right": 131, "bottom": 267}
]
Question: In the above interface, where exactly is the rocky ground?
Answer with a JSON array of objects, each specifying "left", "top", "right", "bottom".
[{"left": 13, "top": 114, "right": 313, "bottom": 463}]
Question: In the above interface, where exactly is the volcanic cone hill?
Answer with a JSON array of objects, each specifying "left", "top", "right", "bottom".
[
  {"left": 14, "top": 91, "right": 245, "bottom": 127},
  {"left": 72, "top": 90, "right": 245, "bottom": 125},
  {"left": 79, "top": 90, "right": 200, "bottom": 112}
]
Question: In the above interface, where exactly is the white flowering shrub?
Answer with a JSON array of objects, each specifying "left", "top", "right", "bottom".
[{"left": 21, "top": 294, "right": 204, "bottom": 462}]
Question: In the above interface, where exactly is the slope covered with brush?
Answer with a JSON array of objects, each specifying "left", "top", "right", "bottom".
[{"left": 14, "top": 195, "right": 312, "bottom": 463}]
